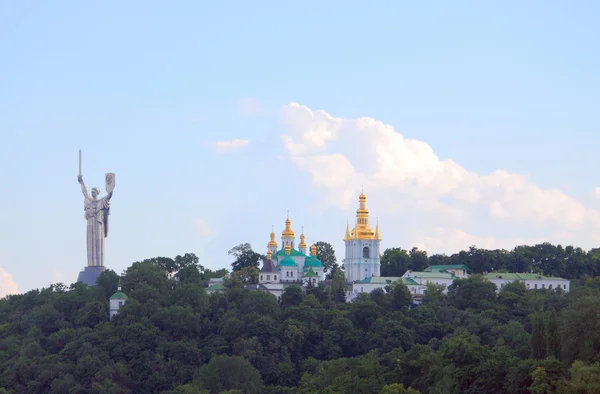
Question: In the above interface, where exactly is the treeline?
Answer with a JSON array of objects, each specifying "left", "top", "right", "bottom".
[
  {"left": 381, "top": 243, "right": 600, "bottom": 279},
  {"left": 2, "top": 249, "right": 600, "bottom": 392}
]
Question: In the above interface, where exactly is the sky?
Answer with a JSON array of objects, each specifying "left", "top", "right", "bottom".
[{"left": 1, "top": 1, "right": 600, "bottom": 296}]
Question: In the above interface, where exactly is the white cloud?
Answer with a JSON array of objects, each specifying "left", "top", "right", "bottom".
[
  {"left": 0, "top": 268, "right": 19, "bottom": 298},
  {"left": 194, "top": 219, "right": 215, "bottom": 236},
  {"left": 211, "top": 139, "right": 249, "bottom": 153},
  {"left": 239, "top": 97, "right": 261, "bottom": 116},
  {"left": 280, "top": 102, "right": 600, "bottom": 253},
  {"left": 594, "top": 187, "right": 600, "bottom": 199}
]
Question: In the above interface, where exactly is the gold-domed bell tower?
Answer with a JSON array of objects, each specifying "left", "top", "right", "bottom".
[
  {"left": 343, "top": 191, "right": 381, "bottom": 284},
  {"left": 267, "top": 225, "right": 278, "bottom": 255},
  {"left": 281, "top": 212, "right": 296, "bottom": 249}
]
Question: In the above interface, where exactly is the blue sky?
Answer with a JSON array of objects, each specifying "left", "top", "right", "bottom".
[{"left": 1, "top": 1, "right": 599, "bottom": 295}]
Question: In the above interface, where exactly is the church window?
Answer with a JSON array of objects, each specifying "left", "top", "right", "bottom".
[
  {"left": 549, "top": 284, "right": 552, "bottom": 289},
  {"left": 534, "top": 284, "right": 538, "bottom": 289},
  {"left": 261, "top": 275, "right": 263, "bottom": 281},
  {"left": 542, "top": 284, "right": 545, "bottom": 289},
  {"left": 286, "top": 272, "right": 288, "bottom": 277},
  {"left": 291, "top": 271, "right": 293, "bottom": 277},
  {"left": 274, "top": 275, "right": 277, "bottom": 280},
  {"left": 267, "top": 275, "right": 270, "bottom": 280},
  {"left": 118, "top": 302, "right": 123, "bottom": 307},
  {"left": 563, "top": 284, "right": 566, "bottom": 289},
  {"left": 363, "top": 246, "right": 370, "bottom": 258}
]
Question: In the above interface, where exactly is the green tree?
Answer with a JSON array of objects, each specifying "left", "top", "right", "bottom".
[
  {"left": 547, "top": 309, "right": 561, "bottom": 359},
  {"left": 229, "top": 243, "right": 264, "bottom": 271},
  {"left": 315, "top": 241, "right": 338, "bottom": 276},
  {"left": 194, "top": 355, "right": 263, "bottom": 394},
  {"left": 387, "top": 281, "right": 412, "bottom": 311},
  {"left": 380, "top": 248, "right": 411, "bottom": 276},
  {"left": 531, "top": 312, "right": 547, "bottom": 360},
  {"left": 331, "top": 267, "right": 347, "bottom": 302}
]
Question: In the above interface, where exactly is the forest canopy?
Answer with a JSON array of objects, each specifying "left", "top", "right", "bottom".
[{"left": 1, "top": 243, "right": 600, "bottom": 393}]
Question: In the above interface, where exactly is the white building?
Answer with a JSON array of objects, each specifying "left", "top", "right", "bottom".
[
  {"left": 485, "top": 272, "right": 570, "bottom": 292},
  {"left": 343, "top": 192, "right": 381, "bottom": 284},
  {"left": 109, "top": 286, "right": 127, "bottom": 319},
  {"left": 252, "top": 250, "right": 284, "bottom": 300},
  {"left": 347, "top": 265, "right": 467, "bottom": 303}
]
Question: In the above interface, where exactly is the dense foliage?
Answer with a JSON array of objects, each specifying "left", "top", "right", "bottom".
[
  {"left": 1, "top": 244, "right": 600, "bottom": 393},
  {"left": 382, "top": 243, "right": 600, "bottom": 280}
]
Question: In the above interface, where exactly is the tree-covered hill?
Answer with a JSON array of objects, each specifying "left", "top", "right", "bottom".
[{"left": 1, "top": 246, "right": 600, "bottom": 393}]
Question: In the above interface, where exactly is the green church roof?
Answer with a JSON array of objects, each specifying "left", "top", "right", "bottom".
[
  {"left": 278, "top": 256, "right": 297, "bottom": 267},
  {"left": 110, "top": 290, "right": 128, "bottom": 300},
  {"left": 305, "top": 266, "right": 318, "bottom": 278},
  {"left": 304, "top": 256, "right": 323, "bottom": 268},
  {"left": 275, "top": 248, "right": 306, "bottom": 257}
]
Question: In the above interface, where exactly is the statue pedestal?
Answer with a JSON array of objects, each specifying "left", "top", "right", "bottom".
[{"left": 77, "top": 266, "right": 105, "bottom": 286}]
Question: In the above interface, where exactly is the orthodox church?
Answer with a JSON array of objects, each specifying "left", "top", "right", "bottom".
[
  {"left": 261, "top": 216, "right": 325, "bottom": 286},
  {"left": 343, "top": 192, "right": 382, "bottom": 284}
]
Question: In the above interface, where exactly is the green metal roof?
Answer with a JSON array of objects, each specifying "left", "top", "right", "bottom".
[
  {"left": 402, "top": 277, "right": 419, "bottom": 286},
  {"left": 304, "top": 266, "right": 318, "bottom": 278},
  {"left": 406, "top": 271, "right": 456, "bottom": 279},
  {"left": 110, "top": 291, "right": 128, "bottom": 300},
  {"left": 484, "top": 273, "right": 567, "bottom": 281},
  {"left": 304, "top": 256, "right": 323, "bottom": 267},
  {"left": 424, "top": 264, "right": 469, "bottom": 272},
  {"left": 275, "top": 248, "right": 306, "bottom": 257},
  {"left": 278, "top": 256, "right": 297, "bottom": 267}
]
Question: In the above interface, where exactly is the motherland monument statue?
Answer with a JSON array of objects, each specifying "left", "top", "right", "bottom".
[{"left": 76, "top": 150, "right": 116, "bottom": 286}]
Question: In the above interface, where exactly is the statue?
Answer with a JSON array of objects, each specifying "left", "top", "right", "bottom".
[{"left": 76, "top": 150, "right": 115, "bottom": 285}]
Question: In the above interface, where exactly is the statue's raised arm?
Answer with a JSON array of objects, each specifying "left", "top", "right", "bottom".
[{"left": 78, "top": 175, "right": 91, "bottom": 200}]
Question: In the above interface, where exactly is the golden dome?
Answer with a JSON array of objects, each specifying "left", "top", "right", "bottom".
[
  {"left": 349, "top": 191, "right": 377, "bottom": 240},
  {"left": 299, "top": 227, "right": 307, "bottom": 248},
  {"left": 310, "top": 244, "right": 317, "bottom": 257},
  {"left": 268, "top": 226, "right": 277, "bottom": 247},
  {"left": 285, "top": 244, "right": 291, "bottom": 255},
  {"left": 281, "top": 216, "right": 295, "bottom": 237}
]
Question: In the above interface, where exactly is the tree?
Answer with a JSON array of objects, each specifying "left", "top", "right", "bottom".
[
  {"left": 229, "top": 266, "right": 259, "bottom": 286},
  {"left": 409, "top": 247, "right": 428, "bottom": 271},
  {"left": 547, "top": 309, "right": 561, "bottom": 359},
  {"left": 194, "top": 355, "right": 263, "bottom": 394},
  {"left": 229, "top": 243, "right": 264, "bottom": 271},
  {"left": 387, "top": 281, "right": 412, "bottom": 311},
  {"left": 315, "top": 241, "right": 338, "bottom": 275},
  {"left": 531, "top": 312, "right": 547, "bottom": 360},
  {"left": 331, "top": 267, "right": 347, "bottom": 302},
  {"left": 380, "top": 248, "right": 411, "bottom": 276}
]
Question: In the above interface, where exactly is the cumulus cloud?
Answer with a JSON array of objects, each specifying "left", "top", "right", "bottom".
[
  {"left": 239, "top": 97, "right": 261, "bottom": 116},
  {"left": 194, "top": 219, "right": 215, "bottom": 236},
  {"left": 0, "top": 268, "right": 19, "bottom": 298},
  {"left": 280, "top": 102, "right": 600, "bottom": 253},
  {"left": 211, "top": 139, "right": 249, "bottom": 153}
]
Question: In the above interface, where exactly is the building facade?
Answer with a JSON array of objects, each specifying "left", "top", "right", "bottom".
[
  {"left": 343, "top": 192, "right": 381, "bottom": 284},
  {"left": 484, "top": 272, "right": 570, "bottom": 292}
]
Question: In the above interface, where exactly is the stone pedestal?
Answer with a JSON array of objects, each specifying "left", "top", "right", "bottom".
[{"left": 77, "top": 266, "right": 105, "bottom": 286}]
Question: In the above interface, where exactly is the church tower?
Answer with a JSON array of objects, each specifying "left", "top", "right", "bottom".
[
  {"left": 281, "top": 214, "right": 296, "bottom": 249},
  {"left": 267, "top": 226, "right": 278, "bottom": 256},
  {"left": 343, "top": 192, "right": 381, "bottom": 284}
]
